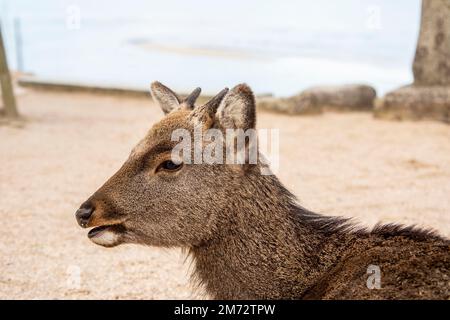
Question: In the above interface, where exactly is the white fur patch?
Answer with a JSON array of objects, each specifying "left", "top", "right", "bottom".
[{"left": 90, "top": 230, "right": 119, "bottom": 247}]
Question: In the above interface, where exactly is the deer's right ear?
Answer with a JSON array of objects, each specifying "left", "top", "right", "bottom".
[
  {"left": 216, "top": 84, "right": 256, "bottom": 131},
  {"left": 150, "top": 81, "right": 180, "bottom": 115}
]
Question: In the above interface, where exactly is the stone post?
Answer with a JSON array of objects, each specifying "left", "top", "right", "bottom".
[{"left": 375, "top": 0, "right": 450, "bottom": 123}]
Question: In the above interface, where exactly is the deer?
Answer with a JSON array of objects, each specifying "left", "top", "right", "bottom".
[{"left": 75, "top": 82, "right": 450, "bottom": 299}]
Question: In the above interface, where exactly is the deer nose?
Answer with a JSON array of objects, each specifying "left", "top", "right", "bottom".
[{"left": 75, "top": 202, "right": 94, "bottom": 228}]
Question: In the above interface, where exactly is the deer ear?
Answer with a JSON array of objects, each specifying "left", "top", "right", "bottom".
[
  {"left": 150, "top": 81, "right": 180, "bottom": 115},
  {"left": 216, "top": 84, "right": 256, "bottom": 131}
]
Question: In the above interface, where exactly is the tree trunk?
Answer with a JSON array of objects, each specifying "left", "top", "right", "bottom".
[
  {"left": 413, "top": 0, "right": 450, "bottom": 86},
  {"left": 0, "top": 24, "right": 19, "bottom": 118}
]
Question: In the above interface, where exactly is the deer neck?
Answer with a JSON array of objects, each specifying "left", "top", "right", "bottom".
[{"left": 190, "top": 172, "right": 350, "bottom": 299}]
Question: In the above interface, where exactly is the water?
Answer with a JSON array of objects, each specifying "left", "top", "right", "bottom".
[{"left": 0, "top": 0, "right": 421, "bottom": 96}]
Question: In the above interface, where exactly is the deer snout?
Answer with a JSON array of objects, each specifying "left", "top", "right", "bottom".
[{"left": 75, "top": 201, "right": 94, "bottom": 228}]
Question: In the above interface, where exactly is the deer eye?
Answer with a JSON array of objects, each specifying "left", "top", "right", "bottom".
[{"left": 157, "top": 160, "right": 183, "bottom": 172}]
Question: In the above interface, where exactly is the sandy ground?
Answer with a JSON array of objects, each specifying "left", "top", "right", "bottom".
[{"left": 1, "top": 90, "right": 449, "bottom": 299}]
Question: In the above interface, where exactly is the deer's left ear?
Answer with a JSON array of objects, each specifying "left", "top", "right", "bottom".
[
  {"left": 216, "top": 84, "right": 256, "bottom": 131},
  {"left": 150, "top": 81, "right": 180, "bottom": 115},
  {"left": 151, "top": 81, "right": 202, "bottom": 115}
]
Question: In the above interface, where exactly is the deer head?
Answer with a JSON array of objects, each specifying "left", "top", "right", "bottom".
[{"left": 75, "top": 82, "right": 258, "bottom": 248}]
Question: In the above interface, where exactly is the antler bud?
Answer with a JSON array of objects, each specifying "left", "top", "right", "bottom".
[{"left": 183, "top": 87, "right": 202, "bottom": 109}]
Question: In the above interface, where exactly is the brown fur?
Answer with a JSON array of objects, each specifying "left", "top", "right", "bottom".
[{"left": 76, "top": 83, "right": 450, "bottom": 299}]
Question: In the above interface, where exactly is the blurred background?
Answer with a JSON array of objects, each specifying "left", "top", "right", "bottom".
[{"left": 1, "top": 0, "right": 421, "bottom": 95}]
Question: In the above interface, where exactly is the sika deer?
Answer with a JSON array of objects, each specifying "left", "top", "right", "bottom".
[{"left": 76, "top": 82, "right": 450, "bottom": 299}]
